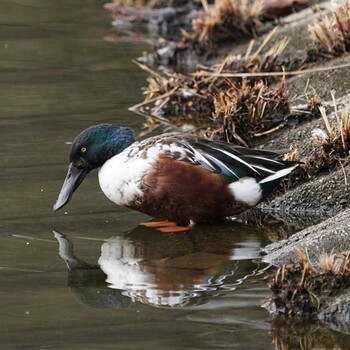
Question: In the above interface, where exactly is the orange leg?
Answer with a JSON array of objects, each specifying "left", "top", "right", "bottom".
[
  {"left": 158, "top": 222, "right": 195, "bottom": 233},
  {"left": 140, "top": 220, "right": 177, "bottom": 228}
]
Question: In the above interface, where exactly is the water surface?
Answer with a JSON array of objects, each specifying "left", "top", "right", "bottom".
[{"left": 1, "top": 1, "right": 349, "bottom": 349}]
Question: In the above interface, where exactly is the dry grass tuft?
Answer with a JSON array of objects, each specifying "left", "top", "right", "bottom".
[
  {"left": 303, "top": 104, "right": 350, "bottom": 177},
  {"left": 182, "top": 0, "right": 263, "bottom": 46},
  {"left": 318, "top": 251, "right": 350, "bottom": 274},
  {"left": 308, "top": 1, "right": 350, "bottom": 58},
  {"left": 131, "top": 60, "right": 291, "bottom": 145},
  {"left": 318, "top": 105, "right": 350, "bottom": 153},
  {"left": 267, "top": 248, "right": 350, "bottom": 317},
  {"left": 131, "top": 62, "right": 215, "bottom": 119},
  {"left": 307, "top": 95, "right": 323, "bottom": 115},
  {"left": 197, "top": 27, "right": 306, "bottom": 79},
  {"left": 111, "top": 0, "right": 188, "bottom": 8},
  {"left": 133, "top": 29, "right": 296, "bottom": 142},
  {"left": 206, "top": 78, "right": 289, "bottom": 145},
  {"left": 324, "top": 104, "right": 350, "bottom": 153}
]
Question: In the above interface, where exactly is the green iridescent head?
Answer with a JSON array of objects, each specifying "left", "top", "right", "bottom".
[{"left": 53, "top": 124, "right": 135, "bottom": 212}]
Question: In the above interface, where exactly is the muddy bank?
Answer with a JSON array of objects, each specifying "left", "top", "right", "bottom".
[
  {"left": 260, "top": 164, "right": 350, "bottom": 214},
  {"left": 262, "top": 208, "right": 350, "bottom": 322},
  {"left": 104, "top": 0, "right": 350, "bottom": 324},
  {"left": 262, "top": 209, "right": 350, "bottom": 265},
  {"left": 262, "top": 212, "right": 350, "bottom": 322},
  {"left": 105, "top": 0, "right": 350, "bottom": 246},
  {"left": 104, "top": 0, "right": 309, "bottom": 37}
]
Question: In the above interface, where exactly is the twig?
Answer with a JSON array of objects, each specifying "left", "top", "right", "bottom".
[
  {"left": 253, "top": 26, "right": 279, "bottom": 57},
  {"left": 152, "top": 96, "right": 170, "bottom": 116},
  {"left": 199, "top": 62, "right": 350, "bottom": 78},
  {"left": 200, "top": 0, "right": 210, "bottom": 13},
  {"left": 319, "top": 106, "right": 334, "bottom": 139},
  {"left": 254, "top": 124, "right": 284, "bottom": 136},
  {"left": 338, "top": 159, "right": 348, "bottom": 186},
  {"left": 244, "top": 39, "right": 256, "bottom": 59},
  {"left": 133, "top": 60, "right": 166, "bottom": 81},
  {"left": 129, "top": 85, "right": 179, "bottom": 111}
]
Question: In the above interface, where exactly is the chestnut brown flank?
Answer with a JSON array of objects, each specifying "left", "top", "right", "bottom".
[{"left": 128, "top": 154, "right": 248, "bottom": 225}]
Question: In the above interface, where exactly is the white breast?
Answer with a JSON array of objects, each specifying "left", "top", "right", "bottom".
[
  {"left": 98, "top": 148, "right": 151, "bottom": 206},
  {"left": 98, "top": 140, "right": 186, "bottom": 207}
]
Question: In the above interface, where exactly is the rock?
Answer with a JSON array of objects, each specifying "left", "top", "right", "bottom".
[{"left": 262, "top": 208, "right": 350, "bottom": 266}]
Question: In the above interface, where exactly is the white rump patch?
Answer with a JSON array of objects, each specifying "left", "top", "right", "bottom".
[{"left": 229, "top": 177, "right": 262, "bottom": 207}]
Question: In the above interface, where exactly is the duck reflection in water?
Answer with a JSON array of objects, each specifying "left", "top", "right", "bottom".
[{"left": 53, "top": 222, "right": 265, "bottom": 309}]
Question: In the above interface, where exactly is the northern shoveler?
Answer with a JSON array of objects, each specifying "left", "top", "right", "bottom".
[{"left": 54, "top": 124, "right": 299, "bottom": 232}]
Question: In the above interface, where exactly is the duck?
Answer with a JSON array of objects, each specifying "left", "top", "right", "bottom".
[{"left": 53, "top": 124, "right": 299, "bottom": 232}]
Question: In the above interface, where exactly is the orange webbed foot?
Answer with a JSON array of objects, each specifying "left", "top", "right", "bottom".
[
  {"left": 158, "top": 222, "right": 195, "bottom": 233},
  {"left": 140, "top": 220, "right": 177, "bottom": 228}
]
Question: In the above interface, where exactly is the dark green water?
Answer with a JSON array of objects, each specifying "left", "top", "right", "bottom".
[{"left": 1, "top": 1, "right": 349, "bottom": 349}]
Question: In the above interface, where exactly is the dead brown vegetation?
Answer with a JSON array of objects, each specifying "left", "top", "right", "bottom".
[
  {"left": 304, "top": 104, "right": 350, "bottom": 177},
  {"left": 267, "top": 248, "right": 350, "bottom": 317},
  {"left": 132, "top": 29, "right": 305, "bottom": 144},
  {"left": 131, "top": 61, "right": 215, "bottom": 118},
  {"left": 196, "top": 27, "right": 306, "bottom": 78},
  {"left": 111, "top": 0, "right": 188, "bottom": 8},
  {"left": 131, "top": 2, "right": 350, "bottom": 184},
  {"left": 206, "top": 78, "right": 289, "bottom": 145},
  {"left": 131, "top": 58, "right": 292, "bottom": 145},
  {"left": 308, "top": 1, "right": 350, "bottom": 59},
  {"left": 181, "top": 0, "right": 263, "bottom": 46}
]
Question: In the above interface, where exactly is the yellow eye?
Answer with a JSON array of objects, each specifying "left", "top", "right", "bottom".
[{"left": 81, "top": 147, "right": 87, "bottom": 153}]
